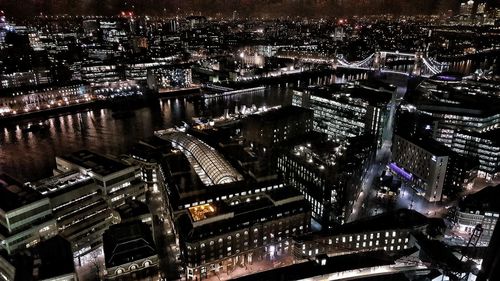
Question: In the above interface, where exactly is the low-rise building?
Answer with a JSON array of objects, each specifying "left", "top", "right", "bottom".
[
  {"left": 294, "top": 209, "right": 432, "bottom": 259},
  {"left": 0, "top": 81, "right": 92, "bottom": 115},
  {"left": 177, "top": 188, "right": 310, "bottom": 280},
  {"left": 103, "top": 222, "right": 158, "bottom": 280}
]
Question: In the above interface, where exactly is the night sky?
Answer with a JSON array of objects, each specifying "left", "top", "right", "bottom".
[{"left": 1, "top": 0, "right": 489, "bottom": 18}]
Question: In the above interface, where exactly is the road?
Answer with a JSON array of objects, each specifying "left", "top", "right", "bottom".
[
  {"left": 147, "top": 189, "right": 183, "bottom": 281},
  {"left": 347, "top": 76, "right": 403, "bottom": 222}
]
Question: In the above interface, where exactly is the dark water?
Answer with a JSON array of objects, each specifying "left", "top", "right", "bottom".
[{"left": 0, "top": 73, "right": 366, "bottom": 182}]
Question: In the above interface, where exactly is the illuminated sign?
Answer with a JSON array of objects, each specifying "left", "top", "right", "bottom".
[{"left": 389, "top": 162, "right": 413, "bottom": 181}]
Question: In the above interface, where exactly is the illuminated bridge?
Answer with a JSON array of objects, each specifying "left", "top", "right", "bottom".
[
  {"left": 155, "top": 129, "right": 243, "bottom": 186},
  {"left": 278, "top": 50, "right": 453, "bottom": 77}
]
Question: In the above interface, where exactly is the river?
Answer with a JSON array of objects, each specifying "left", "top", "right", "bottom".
[{"left": 0, "top": 72, "right": 368, "bottom": 181}]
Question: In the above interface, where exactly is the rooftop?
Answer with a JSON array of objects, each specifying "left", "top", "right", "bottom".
[
  {"left": 244, "top": 105, "right": 313, "bottom": 123},
  {"left": 459, "top": 184, "right": 500, "bottom": 213},
  {"left": 232, "top": 250, "right": 395, "bottom": 281},
  {"left": 395, "top": 134, "right": 452, "bottom": 157},
  {"left": 0, "top": 174, "right": 45, "bottom": 212},
  {"left": 103, "top": 221, "right": 157, "bottom": 268},
  {"left": 156, "top": 130, "right": 243, "bottom": 186},
  {"left": 415, "top": 80, "right": 500, "bottom": 117},
  {"left": 116, "top": 200, "right": 151, "bottom": 221},
  {"left": 28, "top": 171, "right": 94, "bottom": 197},
  {"left": 301, "top": 83, "right": 392, "bottom": 106},
  {"left": 59, "top": 150, "right": 131, "bottom": 177},
  {"left": 297, "top": 209, "right": 430, "bottom": 241},
  {"left": 178, "top": 188, "right": 308, "bottom": 242}
]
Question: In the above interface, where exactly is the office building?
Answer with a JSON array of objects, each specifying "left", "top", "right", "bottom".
[
  {"left": 292, "top": 84, "right": 391, "bottom": 146},
  {"left": 28, "top": 171, "right": 114, "bottom": 258},
  {"left": 241, "top": 106, "right": 314, "bottom": 148},
  {"left": 0, "top": 174, "right": 57, "bottom": 255},
  {"left": 81, "top": 64, "right": 121, "bottom": 86},
  {"left": 277, "top": 133, "right": 375, "bottom": 226},
  {"left": 0, "top": 70, "right": 51, "bottom": 89},
  {"left": 55, "top": 150, "right": 146, "bottom": 207},
  {"left": 415, "top": 78, "right": 500, "bottom": 179},
  {"left": 449, "top": 130, "right": 499, "bottom": 180},
  {"left": 391, "top": 134, "right": 473, "bottom": 202},
  {"left": 146, "top": 67, "right": 193, "bottom": 90}
]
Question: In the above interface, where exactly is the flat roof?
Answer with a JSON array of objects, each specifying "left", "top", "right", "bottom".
[
  {"left": 116, "top": 200, "right": 151, "bottom": 220},
  {"left": 59, "top": 150, "right": 131, "bottom": 176},
  {"left": 301, "top": 84, "right": 392, "bottom": 105},
  {"left": 178, "top": 188, "right": 308, "bottom": 242},
  {"left": 297, "top": 209, "right": 430, "bottom": 242},
  {"left": 232, "top": 250, "right": 395, "bottom": 281},
  {"left": 244, "top": 105, "right": 313, "bottom": 123},
  {"left": 459, "top": 184, "right": 500, "bottom": 213},
  {"left": 0, "top": 174, "right": 45, "bottom": 212},
  {"left": 395, "top": 134, "right": 451, "bottom": 156},
  {"left": 29, "top": 171, "right": 95, "bottom": 197}
]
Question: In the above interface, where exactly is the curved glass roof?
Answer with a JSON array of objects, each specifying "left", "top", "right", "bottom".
[{"left": 160, "top": 131, "right": 242, "bottom": 186}]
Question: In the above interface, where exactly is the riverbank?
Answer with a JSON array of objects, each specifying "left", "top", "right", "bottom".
[{"left": 0, "top": 89, "right": 201, "bottom": 124}]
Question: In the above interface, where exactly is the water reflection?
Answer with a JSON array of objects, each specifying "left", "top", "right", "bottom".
[
  {"left": 0, "top": 72, "right": 372, "bottom": 181},
  {"left": 0, "top": 74, "right": 329, "bottom": 181}
]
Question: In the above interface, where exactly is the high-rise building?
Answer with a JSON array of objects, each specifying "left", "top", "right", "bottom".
[
  {"left": 292, "top": 84, "right": 391, "bottom": 146},
  {"left": 414, "top": 78, "right": 500, "bottom": 180},
  {"left": 459, "top": 0, "right": 474, "bottom": 17},
  {"left": 391, "top": 134, "right": 473, "bottom": 202},
  {"left": 277, "top": 134, "right": 375, "bottom": 227},
  {"left": 241, "top": 106, "right": 314, "bottom": 148},
  {"left": 0, "top": 174, "right": 57, "bottom": 254}
]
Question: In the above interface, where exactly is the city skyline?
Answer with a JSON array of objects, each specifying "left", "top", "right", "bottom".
[
  {"left": 2, "top": 0, "right": 499, "bottom": 18},
  {"left": 0, "top": 2, "right": 499, "bottom": 281}
]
